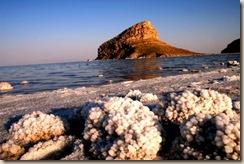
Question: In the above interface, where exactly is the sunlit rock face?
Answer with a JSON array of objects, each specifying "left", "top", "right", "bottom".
[{"left": 96, "top": 20, "right": 198, "bottom": 60}]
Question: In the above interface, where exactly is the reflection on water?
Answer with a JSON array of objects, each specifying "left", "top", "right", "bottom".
[
  {"left": 125, "top": 58, "right": 161, "bottom": 80},
  {"left": 0, "top": 53, "right": 240, "bottom": 95}
]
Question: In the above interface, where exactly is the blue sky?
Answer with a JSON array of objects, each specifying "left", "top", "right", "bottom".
[{"left": 0, "top": 0, "right": 240, "bottom": 66}]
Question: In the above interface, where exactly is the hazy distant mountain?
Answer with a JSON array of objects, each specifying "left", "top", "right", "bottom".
[
  {"left": 221, "top": 39, "right": 240, "bottom": 54},
  {"left": 96, "top": 21, "right": 199, "bottom": 60}
]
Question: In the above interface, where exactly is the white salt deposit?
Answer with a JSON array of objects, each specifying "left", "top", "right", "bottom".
[{"left": 9, "top": 111, "right": 68, "bottom": 145}]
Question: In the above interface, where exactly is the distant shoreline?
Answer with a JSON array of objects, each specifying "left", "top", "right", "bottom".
[{"left": 0, "top": 53, "right": 240, "bottom": 68}]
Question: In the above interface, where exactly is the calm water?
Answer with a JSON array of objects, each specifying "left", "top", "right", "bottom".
[{"left": 0, "top": 54, "right": 240, "bottom": 95}]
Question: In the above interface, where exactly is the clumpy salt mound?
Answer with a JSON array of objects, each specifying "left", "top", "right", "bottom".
[
  {"left": 9, "top": 111, "right": 68, "bottom": 145},
  {"left": 177, "top": 112, "right": 240, "bottom": 160},
  {"left": 20, "top": 136, "right": 74, "bottom": 160},
  {"left": 126, "top": 89, "right": 159, "bottom": 104},
  {"left": 180, "top": 113, "right": 212, "bottom": 143},
  {"left": 222, "top": 75, "right": 240, "bottom": 82},
  {"left": 168, "top": 138, "right": 206, "bottom": 160},
  {"left": 83, "top": 97, "right": 163, "bottom": 160},
  {"left": 227, "top": 60, "right": 239, "bottom": 67},
  {"left": 164, "top": 89, "right": 233, "bottom": 124},
  {"left": 0, "top": 140, "right": 25, "bottom": 160},
  {"left": 0, "top": 89, "right": 240, "bottom": 160},
  {"left": 0, "top": 82, "right": 13, "bottom": 92},
  {"left": 61, "top": 139, "right": 86, "bottom": 160},
  {"left": 125, "top": 89, "right": 143, "bottom": 100},
  {"left": 233, "top": 101, "right": 240, "bottom": 112},
  {"left": 214, "top": 113, "right": 240, "bottom": 160},
  {"left": 140, "top": 93, "right": 159, "bottom": 103}
]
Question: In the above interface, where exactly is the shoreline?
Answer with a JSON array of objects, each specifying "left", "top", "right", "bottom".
[{"left": 0, "top": 67, "right": 240, "bottom": 143}]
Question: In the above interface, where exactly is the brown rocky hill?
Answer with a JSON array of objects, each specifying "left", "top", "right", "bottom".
[
  {"left": 96, "top": 21, "right": 199, "bottom": 60},
  {"left": 221, "top": 38, "right": 240, "bottom": 54}
]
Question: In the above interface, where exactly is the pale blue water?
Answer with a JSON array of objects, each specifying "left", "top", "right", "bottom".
[{"left": 0, "top": 54, "right": 240, "bottom": 95}]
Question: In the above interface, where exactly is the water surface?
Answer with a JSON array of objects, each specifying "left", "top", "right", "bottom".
[{"left": 0, "top": 54, "right": 240, "bottom": 95}]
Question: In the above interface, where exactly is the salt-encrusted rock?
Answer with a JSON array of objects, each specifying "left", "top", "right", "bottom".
[
  {"left": 202, "top": 66, "right": 208, "bottom": 69},
  {"left": 181, "top": 69, "right": 189, "bottom": 72},
  {"left": 0, "top": 140, "right": 25, "bottom": 160},
  {"left": 61, "top": 139, "right": 86, "bottom": 160},
  {"left": 211, "top": 80, "right": 219, "bottom": 84},
  {"left": 0, "top": 82, "right": 13, "bottom": 92},
  {"left": 219, "top": 69, "right": 227, "bottom": 73},
  {"left": 140, "top": 93, "right": 159, "bottom": 104},
  {"left": 96, "top": 20, "right": 198, "bottom": 60},
  {"left": 125, "top": 89, "right": 143, "bottom": 100},
  {"left": 82, "top": 97, "right": 163, "bottom": 160},
  {"left": 190, "top": 81, "right": 202, "bottom": 86},
  {"left": 179, "top": 145, "right": 206, "bottom": 160},
  {"left": 9, "top": 111, "right": 68, "bottom": 146},
  {"left": 80, "top": 100, "right": 104, "bottom": 121},
  {"left": 20, "top": 136, "right": 74, "bottom": 160},
  {"left": 214, "top": 113, "right": 240, "bottom": 160},
  {"left": 233, "top": 101, "right": 240, "bottom": 111},
  {"left": 222, "top": 75, "right": 240, "bottom": 81},
  {"left": 180, "top": 113, "right": 209, "bottom": 143},
  {"left": 178, "top": 112, "right": 240, "bottom": 160},
  {"left": 125, "top": 89, "right": 159, "bottom": 104},
  {"left": 20, "top": 81, "right": 29, "bottom": 85},
  {"left": 164, "top": 89, "right": 233, "bottom": 124},
  {"left": 227, "top": 60, "right": 240, "bottom": 67},
  {"left": 168, "top": 137, "right": 206, "bottom": 160}
]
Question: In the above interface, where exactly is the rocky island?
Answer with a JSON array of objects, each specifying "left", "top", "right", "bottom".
[
  {"left": 96, "top": 21, "right": 199, "bottom": 60},
  {"left": 221, "top": 38, "right": 240, "bottom": 54}
]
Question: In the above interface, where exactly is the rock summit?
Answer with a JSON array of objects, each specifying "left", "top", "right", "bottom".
[{"left": 96, "top": 21, "right": 199, "bottom": 59}]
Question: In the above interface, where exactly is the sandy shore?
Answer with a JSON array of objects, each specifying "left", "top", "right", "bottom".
[{"left": 0, "top": 67, "right": 240, "bottom": 143}]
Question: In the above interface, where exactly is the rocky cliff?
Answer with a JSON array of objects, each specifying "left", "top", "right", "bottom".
[
  {"left": 221, "top": 39, "right": 240, "bottom": 54},
  {"left": 96, "top": 21, "right": 199, "bottom": 60}
]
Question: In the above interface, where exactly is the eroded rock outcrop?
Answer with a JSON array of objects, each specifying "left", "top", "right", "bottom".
[{"left": 96, "top": 21, "right": 198, "bottom": 59}]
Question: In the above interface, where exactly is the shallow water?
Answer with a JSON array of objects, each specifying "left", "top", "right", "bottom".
[{"left": 0, "top": 54, "right": 240, "bottom": 95}]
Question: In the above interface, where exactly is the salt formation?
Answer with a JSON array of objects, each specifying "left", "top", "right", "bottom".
[
  {"left": 233, "top": 101, "right": 240, "bottom": 111},
  {"left": 181, "top": 68, "right": 189, "bottom": 72},
  {"left": 219, "top": 69, "right": 227, "bottom": 73},
  {"left": 126, "top": 89, "right": 159, "bottom": 104},
  {"left": 61, "top": 139, "right": 86, "bottom": 160},
  {"left": 20, "top": 136, "right": 74, "bottom": 160},
  {"left": 0, "top": 140, "right": 25, "bottom": 160},
  {"left": 227, "top": 60, "right": 240, "bottom": 67},
  {"left": 9, "top": 111, "right": 68, "bottom": 145},
  {"left": 125, "top": 89, "right": 143, "bottom": 100},
  {"left": 178, "top": 112, "right": 240, "bottom": 160},
  {"left": 83, "top": 97, "right": 163, "bottom": 160},
  {"left": 214, "top": 113, "right": 240, "bottom": 160},
  {"left": 0, "top": 89, "right": 240, "bottom": 160},
  {"left": 140, "top": 93, "right": 159, "bottom": 103},
  {"left": 164, "top": 89, "right": 233, "bottom": 124},
  {"left": 20, "top": 80, "right": 29, "bottom": 85},
  {"left": 168, "top": 138, "right": 206, "bottom": 160},
  {"left": 0, "top": 82, "right": 13, "bottom": 92},
  {"left": 222, "top": 75, "right": 240, "bottom": 82}
]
